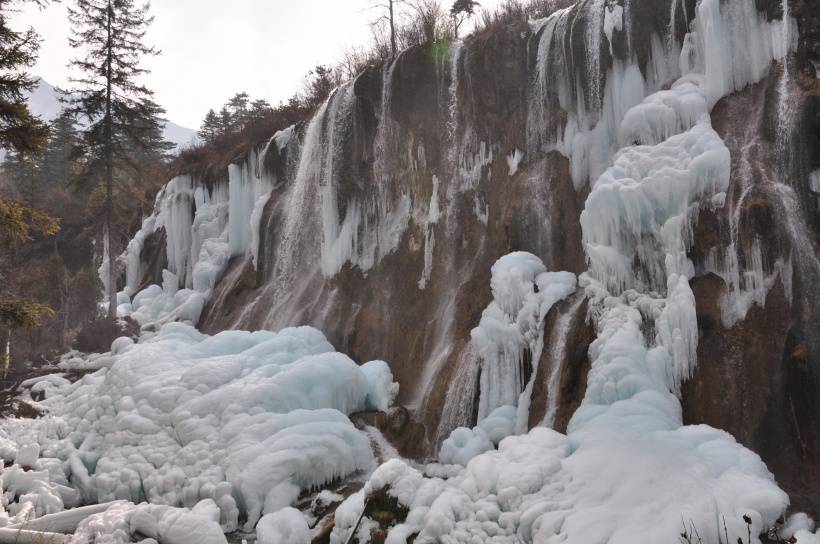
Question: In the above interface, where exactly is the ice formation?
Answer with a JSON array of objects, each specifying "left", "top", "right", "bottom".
[
  {"left": 256, "top": 507, "right": 311, "bottom": 544},
  {"left": 71, "top": 501, "right": 227, "bottom": 544},
  {"left": 505, "top": 149, "right": 523, "bottom": 176},
  {"left": 329, "top": 0, "right": 804, "bottom": 542},
  {"left": 418, "top": 175, "right": 440, "bottom": 290},
  {"left": 470, "top": 253, "right": 576, "bottom": 426},
  {"left": 20, "top": 0, "right": 815, "bottom": 543},
  {"left": 438, "top": 405, "right": 516, "bottom": 467},
  {"left": 603, "top": 1, "right": 623, "bottom": 56},
  {"left": 0, "top": 323, "right": 398, "bottom": 537},
  {"left": 110, "top": 129, "right": 286, "bottom": 330},
  {"left": 333, "top": 421, "right": 787, "bottom": 544}
]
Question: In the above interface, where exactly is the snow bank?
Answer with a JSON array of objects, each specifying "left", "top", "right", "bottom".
[
  {"left": 256, "top": 507, "right": 310, "bottom": 544},
  {"left": 71, "top": 501, "right": 226, "bottom": 544},
  {"left": 2, "top": 323, "right": 397, "bottom": 532},
  {"left": 336, "top": 417, "right": 785, "bottom": 544},
  {"left": 438, "top": 405, "right": 516, "bottom": 466},
  {"left": 360, "top": 360, "right": 400, "bottom": 412}
]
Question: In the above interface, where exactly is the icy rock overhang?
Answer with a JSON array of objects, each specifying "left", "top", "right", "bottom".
[{"left": 112, "top": 130, "right": 288, "bottom": 331}]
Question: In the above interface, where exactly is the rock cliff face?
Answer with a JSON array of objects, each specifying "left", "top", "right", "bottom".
[
  {"left": 683, "top": 38, "right": 820, "bottom": 515},
  {"left": 122, "top": 0, "right": 818, "bottom": 514}
]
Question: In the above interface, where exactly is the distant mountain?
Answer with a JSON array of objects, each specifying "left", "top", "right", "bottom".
[
  {"left": 19, "top": 77, "right": 199, "bottom": 153},
  {"left": 26, "top": 76, "right": 62, "bottom": 122}
]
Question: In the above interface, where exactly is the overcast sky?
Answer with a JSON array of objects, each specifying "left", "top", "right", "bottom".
[{"left": 15, "top": 0, "right": 500, "bottom": 130}]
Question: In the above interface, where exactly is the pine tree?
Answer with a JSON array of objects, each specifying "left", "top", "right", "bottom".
[
  {"left": 62, "top": 0, "right": 168, "bottom": 320},
  {"left": 3, "top": 149, "right": 40, "bottom": 205},
  {"left": 198, "top": 108, "right": 221, "bottom": 143},
  {"left": 0, "top": 1, "right": 50, "bottom": 155},
  {"left": 0, "top": 1, "right": 59, "bottom": 368},
  {"left": 0, "top": 195, "right": 59, "bottom": 369},
  {"left": 303, "top": 66, "right": 335, "bottom": 108},
  {"left": 123, "top": 101, "right": 173, "bottom": 218},
  {"left": 126, "top": 99, "right": 174, "bottom": 162},
  {"left": 218, "top": 105, "right": 233, "bottom": 135},
  {"left": 248, "top": 99, "right": 271, "bottom": 124},
  {"left": 40, "top": 112, "right": 80, "bottom": 190},
  {"left": 226, "top": 92, "right": 250, "bottom": 131},
  {"left": 451, "top": 0, "right": 480, "bottom": 38}
]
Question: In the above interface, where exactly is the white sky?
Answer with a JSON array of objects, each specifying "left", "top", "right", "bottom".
[{"left": 16, "top": 0, "right": 500, "bottom": 130}]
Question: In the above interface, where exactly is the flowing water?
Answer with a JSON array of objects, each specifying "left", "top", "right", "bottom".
[{"left": 542, "top": 295, "right": 586, "bottom": 429}]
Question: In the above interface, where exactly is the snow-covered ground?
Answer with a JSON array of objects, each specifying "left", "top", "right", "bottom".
[
  {"left": 3, "top": 250, "right": 818, "bottom": 544},
  {"left": 0, "top": 323, "right": 398, "bottom": 543}
]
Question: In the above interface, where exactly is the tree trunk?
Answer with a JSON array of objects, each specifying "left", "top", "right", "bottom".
[
  {"left": 389, "top": 0, "right": 397, "bottom": 58},
  {"left": 1, "top": 328, "right": 10, "bottom": 376},
  {"left": 105, "top": 0, "right": 116, "bottom": 320},
  {"left": 60, "top": 271, "right": 70, "bottom": 351}
]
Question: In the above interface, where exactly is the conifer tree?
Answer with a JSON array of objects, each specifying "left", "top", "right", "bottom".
[
  {"left": 0, "top": 0, "right": 50, "bottom": 155},
  {"left": 3, "top": 150, "right": 40, "bottom": 204},
  {"left": 40, "top": 112, "right": 80, "bottom": 189},
  {"left": 218, "top": 105, "right": 232, "bottom": 135},
  {"left": 451, "top": 0, "right": 479, "bottom": 38},
  {"left": 0, "top": 1, "right": 59, "bottom": 366},
  {"left": 227, "top": 92, "right": 249, "bottom": 123},
  {"left": 0, "top": 195, "right": 59, "bottom": 368},
  {"left": 304, "top": 65, "right": 334, "bottom": 108},
  {"left": 198, "top": 108, "right": 220, "bottom": 143},
  {"left": 248, "top": 99, "right": 271, "bottom": 124},
  {"left": 62, "top": 0, "right": 168, "bottom": 319}
]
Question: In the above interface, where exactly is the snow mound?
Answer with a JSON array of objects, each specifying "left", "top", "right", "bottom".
[
  {"left": 360, "top": 360, "right": 400, "bottom": 412},
  {"left": 4, "top": 323, "right": 397, "bottom": 532},
  {"left": 438, "top": 405, "right": 516, "bottom": 466},
  {"left": 72, "top": 501, "right": 227, "bottom": 544},
  {"left": 256, "top": 507, "right": 310, "bottom": 544}
]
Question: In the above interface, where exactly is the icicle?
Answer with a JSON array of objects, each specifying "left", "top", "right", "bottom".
[
  {"left": 418, "top": 175, "right": 441, "bottom": 290},
  {"left": 447, "top": 40, "right": 464, "bottom": 159},
  {"left": 603, "top": 2, "right": 623, "bottom": 57},
  {"left": 470, "top": 253, "right": 576, "bottom": 422}
]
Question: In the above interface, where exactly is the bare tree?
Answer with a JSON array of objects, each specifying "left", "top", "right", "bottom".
[
  {"left": 405, "top": 0, "right": 446, "bottom": 44},
  {"left": 370, "top": 0, "right": 403, "bottom": 58},
  {"left": 339, "top": 46, "right": 372, "bottom": 80}
]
